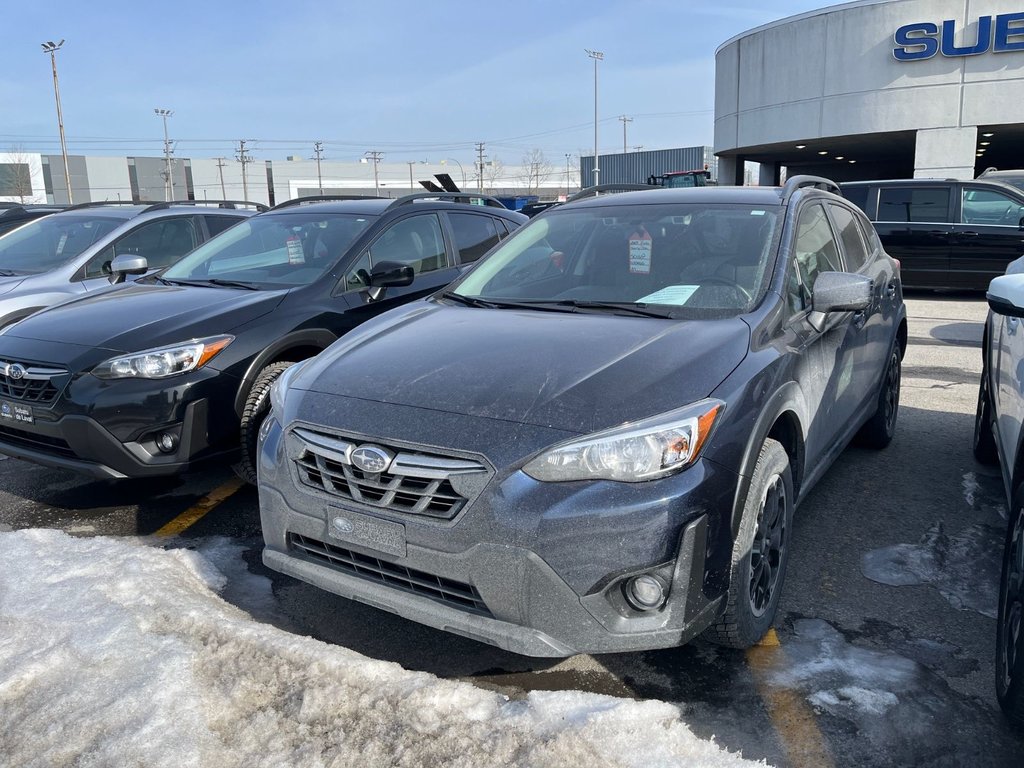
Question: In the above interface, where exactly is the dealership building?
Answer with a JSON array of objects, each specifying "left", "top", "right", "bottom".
[{"left": 715, "top": 0, "right": 1024, "bottom": 184}]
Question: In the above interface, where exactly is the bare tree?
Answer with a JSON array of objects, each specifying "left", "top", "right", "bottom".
[
  {"left": 1, "top": 147, "right": 35, "bottom": 203},
  {"left": 518, "top": 149, "right": 554, "bottom": 195},
  {"left": 484, "top": 157, "right": 505, "bottom": 194}
]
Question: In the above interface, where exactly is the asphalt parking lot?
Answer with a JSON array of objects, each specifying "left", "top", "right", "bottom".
[{"left": 1, "top": 293, "right": 1022, "bottom": 767}]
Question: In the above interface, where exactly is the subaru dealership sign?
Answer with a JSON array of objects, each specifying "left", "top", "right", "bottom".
[{"left": 894, "top": 12, "right": 1024, "bottom": 60}]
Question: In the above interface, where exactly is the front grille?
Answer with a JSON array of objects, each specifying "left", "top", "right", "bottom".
[
  {"left": 289, "top": 533, "right": 491, "bottom": 616},
  {"left": 290, "top": 428, "right": 490, "bottom": 520},
  {"left": 0, "top": 424, "right": 74, "bottom": 457},
  {"left": 0, "top": 360, "right": 67, "bottom": 404}
]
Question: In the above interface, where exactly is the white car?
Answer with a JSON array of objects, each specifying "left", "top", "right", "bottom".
[{"left": 974, "top": 274, "right": 1024, "bottom": 729}]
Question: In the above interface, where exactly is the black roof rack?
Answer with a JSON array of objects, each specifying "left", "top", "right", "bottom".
[
  {"left": 565, "top": 183, "right": 658, "bottom": 202},
  {"left": 269, "top": 194, "right": 385, "bottom": 210},
  {"left": 384, "top": 192, "right": 507, "bottom": 210},
  {"left": 62, "top": 200, "right": 163, "bottom": 211},
  {"left": 0, "top": 204, "right": 64, "bottom": 217},
  {"left": 781, "top": 175, "right": 841, "bottom": 203},
  {"left": 141, "top": 200, "right": 269, "bottom": 213}
]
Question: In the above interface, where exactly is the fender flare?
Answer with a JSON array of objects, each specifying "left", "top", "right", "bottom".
[{"left": 232, "top": 329, "right": 337, "bottom": 417}]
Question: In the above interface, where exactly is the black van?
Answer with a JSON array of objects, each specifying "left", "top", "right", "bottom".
[{"left": 841, "top": 178, "right": 1024, "bottom": 290}]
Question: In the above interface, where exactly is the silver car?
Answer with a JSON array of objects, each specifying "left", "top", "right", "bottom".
[{"left": 0, "top": 201, "right": 263, "bottom": 329}]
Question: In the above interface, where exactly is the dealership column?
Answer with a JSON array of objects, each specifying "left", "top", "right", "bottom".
[{"left": 913, "top": 127, "right": 978, "bottom": 181}]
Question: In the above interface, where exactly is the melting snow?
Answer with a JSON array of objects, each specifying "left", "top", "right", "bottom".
[{"left": 0, "top": 529, "right": 762, "bottom": 768}]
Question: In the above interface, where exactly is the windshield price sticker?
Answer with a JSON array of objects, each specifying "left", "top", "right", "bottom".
[
  {"left": 286, "top": 236, "right": 305, "bottom": 265},
  {"left": 56, "top": 233, "right": 68, "bottom": 256},
  {"left": 629, "top": 228, "right": 652, "bottom": 274}
]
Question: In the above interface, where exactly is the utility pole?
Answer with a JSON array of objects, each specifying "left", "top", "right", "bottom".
[
  {"left": 215, "top": 157, "right": 227, "bottom": 199},
  {"left": 475, "top": 142, "right": 486, "bottom": 194},
  {"left": 585, "top": 49, "right": 603, "bottom": 186},
  {"left": 364, "top": 150, "right": 383, "bottom": 196},
  {"left": 619, "top": 115, "right": 633, "bottom": 154},
  {"left": 41, "top": 40, "right": 72, "bottom": 204},
  {"left": 406, "top": 161, "right": 415, "bottom": 190},
  {"left": 565, "top": 153, "right": 572, "bottom": 195},
  {"left": 235, "top": 140, "right": 253, "bottom": 201},
  {"left": 154, "top": 108, "right": 174, "bottom": 200},
  {"left": 313, "top": 141, "right": 324, "bottom": 194}
]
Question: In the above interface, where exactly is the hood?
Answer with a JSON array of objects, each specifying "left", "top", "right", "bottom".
[
  {"left": 294, "top": 301, "right": 750, "bottom": 434},
  {"left": 2, "top": 282, "right": 286, "bottom": 353}
]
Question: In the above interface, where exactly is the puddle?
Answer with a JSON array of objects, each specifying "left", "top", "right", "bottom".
[{"left": 860, "top": 522, "right": 1003, "bottom": 618}]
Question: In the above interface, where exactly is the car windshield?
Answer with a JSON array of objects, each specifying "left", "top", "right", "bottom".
[
  {"left": 162, "top": 212, "right": 375, "bottom": 288},
  {"left": 451, "top": 202, "right": 782, "bottom": 318},
  {"left": 0, "top": 214, "right": 124, "bottom": 274}
]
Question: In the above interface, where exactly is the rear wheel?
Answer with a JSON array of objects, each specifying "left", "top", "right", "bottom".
[
  {"left": 233, "top": 361, "right": 295, "bottom": 485},
  {"left": 997, "top": 496, "right": 1024, "bottom": 729},
  {"left": 974, "top": 366, "right": 998, "bottom": 465},
  {"left": 704, "top": 438, "right": 794, "bottom": 648},
  {"left": 856, "top": 341, "right": 901, "bottom": 448}
]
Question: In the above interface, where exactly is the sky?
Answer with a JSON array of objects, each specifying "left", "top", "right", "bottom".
[{"left": 1, "top": 0, "right": 830, "bottom": 167}]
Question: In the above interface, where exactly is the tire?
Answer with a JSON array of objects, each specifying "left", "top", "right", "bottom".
[
  {"left": 856, "top": 341, "right": 901, "bottom": 449},
  {"left": 233, "top": 361, "right": 296, "bottom": 485},
  {"left": 704, "top": 438, "right": 794, "bottom": 648},
  {"left": 997, "top": 495, "right": 1024, "bottom": 730},
  {"left": 973, "top": 366, "right": 999, "bottom": 465}
]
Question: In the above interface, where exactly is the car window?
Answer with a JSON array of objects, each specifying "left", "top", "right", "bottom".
[
  {"left": 85, "top": 216, "right": 199, "bottom": 278},
  {"left": 0, "top": 214, "right": 122, "bottom": 275},
  {"left": 788, "top": 203, "right": 843, "bottom": 314},
  {"left": 842, "top": 186, "right": 870, "bottom": 215},
  {"left": 204, "top": 215, "right": 242, "bottom": 237},
  {"left": 877, "top": 187, "right": 950, "bottom": 223},
  {"left": 961, "top": 188, "right": 1024, "bottom": 226},
  {"left": 368, "top": 214, "right": 447, "bottom": 274},
  {"left": 828, "top": 204, "right": 870, "bottom": 272},
  {"left": 448, "top": 213, "right": 500, "bottom": 263}
]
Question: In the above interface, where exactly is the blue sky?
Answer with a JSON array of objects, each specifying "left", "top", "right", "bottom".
[{"left": 1, "top": 0, "right": 828, "bottom": 166}]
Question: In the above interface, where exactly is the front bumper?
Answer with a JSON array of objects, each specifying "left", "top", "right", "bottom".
[{"left": 258, "top": 413, "right": 738, "bottom": 657}]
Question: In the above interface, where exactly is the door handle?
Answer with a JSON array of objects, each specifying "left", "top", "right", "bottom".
[
  {"left": 958, "top": 231, "right": 980, "bottom": 237},
  {"left": 926, "top": 230, "right": 949, "bottom": 236},
  {"left": 1009, "top": 317, "right": 1019, "bottom": 335}
]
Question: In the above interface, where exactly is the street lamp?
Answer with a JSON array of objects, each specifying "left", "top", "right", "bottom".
[
  {"left": 154, "top": 108, "right": 174, "bottom": 201},
  {"left": 565, "top": 153, "right": 572, "bottom": 195},
  {"left": 585, "top": 49, "right": 603, "bottom": 187},
  {"left": 441, "top": 158, "right": 467, "bottom": 190},
  {"left": 41, "top": 40, "right": 72, "bottom": 204}
]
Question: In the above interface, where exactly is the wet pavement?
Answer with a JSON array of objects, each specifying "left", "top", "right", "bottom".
[{"left": 1, "top": 294, "right": 1023, "bottom": 766}]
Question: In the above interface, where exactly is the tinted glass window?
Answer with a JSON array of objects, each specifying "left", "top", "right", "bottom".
[
  {"left": 961, "top": 188, "right": 1024, "bottom": 226},
  {"left": 842, "top": 186, "right": 870, "bottom": 214},
  {"left": 828, "top": 204, "right": 869, "bottom": 272},
  {"left": 788, "top": 204, "right": 842, "bottom": 313},
  {"left": 877, "top": 187, "right": 950, "bottom": 223},
  {"left": 368, "top": 214, "right": 447, "bottom": 274},
  {"left": 204, "top": 215, "right": 242, "bottom": 237},
  {"left": 0, "top": 214, "right": 123, "bottom": 275},
  {"left": 454, "top": 203, "right": 782, "bottom": 317},
  {"left": 449, "top": 213, "right": 499, "bottom": 263}
]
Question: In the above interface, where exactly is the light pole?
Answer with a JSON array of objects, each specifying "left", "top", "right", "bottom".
[
  {"left": 585, "top": 49, "right": 603, "bottom": 187},
  {"left": 565, "top": 153, "right": 572, "bottom": 195},
  {"left": 442, "top": 158, "right": 466, "bottom": 190},
  {"left": 154, "top": 108, "right": 174, "bottom": 201},
  {"left": 313, "top": 141, "right": 324, "bottom": 194},
  {"left": 407, "top": 161, "right": 415, "bottom": 190},
  {"left": 41, "top": 40, "right": 72, "bottom": 204}
]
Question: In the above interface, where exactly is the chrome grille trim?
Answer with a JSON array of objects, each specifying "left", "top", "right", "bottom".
[
  {"left": 0, "top": 359, "right": 68, "bottom": 403},
  {"left": 0, "top": 361, "right": 66, "bottom": 381}
]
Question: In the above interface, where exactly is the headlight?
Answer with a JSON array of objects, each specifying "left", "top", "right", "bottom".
[
  {"left": 269, "top": 361, "right": 305, "bottom": 415},
  {"left": 93, "top": 335, "right": 233, "bottom": 380},
  {"left": 522, "top": 399, "right": 724, "bottom": 483}
]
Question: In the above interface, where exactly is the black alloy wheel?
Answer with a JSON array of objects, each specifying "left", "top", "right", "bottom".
[
  {"left": 997, "top": 501, "right": 1024, "bottom": 728},
  {"left": 974, "top": 367, "right": 999, "bottom": 465},
  {"left": 750, "top": 473, "right": 787, "bottom": 617}
]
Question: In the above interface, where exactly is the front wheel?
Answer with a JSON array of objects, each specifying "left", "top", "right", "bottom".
[
  {"left": 973, "top": 367, "right": 998, "bottom": 465},
  {"left": 233, "top": 361, "right": 296, "bottom": 485},
  {"left": 704, "top": 438, "right": 794, "bottom": 648},
  {"left": 997, "top": 496, "right": 1024, "bottom": 729},
  {"left": 856, "top": 341, "right": 901, "bottom": 449}
]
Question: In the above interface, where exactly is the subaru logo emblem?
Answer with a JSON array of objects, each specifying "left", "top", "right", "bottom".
[
  {"left": 350, "top": 445, "right": 392, "bottom": 473},
  {"left": 7, "top": 364, "right": 25, "bottom": 381},
  {"left": 333, "top": 517, "right": 355, "bottom": 534}
]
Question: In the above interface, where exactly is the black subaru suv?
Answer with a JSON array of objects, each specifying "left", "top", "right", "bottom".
[{"left": 0, "top": 193, "right": 526, "bottom": 482}]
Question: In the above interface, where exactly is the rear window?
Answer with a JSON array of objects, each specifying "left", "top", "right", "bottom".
[{"left": 877, "top": 187, "right": 950, "bottom": 223}]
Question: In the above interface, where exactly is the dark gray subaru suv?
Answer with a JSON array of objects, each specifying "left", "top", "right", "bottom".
[{"left": 258, "top": 177, "right": 906, "bottom": 656}]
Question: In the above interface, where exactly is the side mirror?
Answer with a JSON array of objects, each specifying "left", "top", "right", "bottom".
[
  {"left": 368, "top": 261, "right": 415, "bottom": 288},
  {"left": 987, "top": 274, "right": 1024, "bottom": 318},
  {"left": 808, "top": 271, "right": 873, "bottom": 332},
  {"left": 110, "top": 254, "right": 148, "bottom": 285}
]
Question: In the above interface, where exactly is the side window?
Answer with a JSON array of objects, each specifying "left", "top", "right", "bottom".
[
  {"left": 828, "top": 204, "right": 870, "bottom": 272},
  {"left": 448, "top": 213, "right": 499, "bottom": 263},
  {"left": 367, "top": 214, "right": 447, "bottom": 274},
  {"left": 344, "top": 251, "right": 372, "bottom": 292},
  {"left": 204, "top": 215, "right": 241, "bottom": 237},
  {"left": 85, "top": 217, "right": 199, "bottom": 278},
  {"left": 788, "top": 204, "right": 843, "bottom": 314},
  {"left": 877, "top": 187, "right": 950, "bottom": 223},
  {"left": 842, "top": 186, "right": 870, "bottom": 215},
  {"left": 495, "top": 218, "right": 512, "bottom": 238},
  {"left": 961, "top": 188, "right": 1024, "bottom": 225}
]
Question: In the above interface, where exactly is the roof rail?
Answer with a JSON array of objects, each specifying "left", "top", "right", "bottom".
[
  {"left": 566, "top": 183, "right": 659, "bottom": 202},
  {"left": 141, "top": 199, "right": 269, "bottom": 213},
  {"left": 384, "top": 192, "right": 508, "bottom": 210},
  {"left": 781, "top": 175, "right": 841, "bottom": 203},
  {"left": 62, "top": 200, "right": 163, "bottom": 211},
  {"left": 269, "top": 194, "right": 385, "bottom": 211}
]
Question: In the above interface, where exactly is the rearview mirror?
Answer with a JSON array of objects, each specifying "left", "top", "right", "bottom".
[
  {"left": 987, "top": 274, "right": 1024, "bottom": 318},
  {"left": 110, "top": 254, "right": 148, "bottom": 285},
  {"left": 808, "top": 271, "right": 873, "bottom": 332}
]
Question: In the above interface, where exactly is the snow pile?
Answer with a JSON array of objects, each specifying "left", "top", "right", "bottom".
[{"left": 0, "top": 530, "right": 762, "bottom": 768}]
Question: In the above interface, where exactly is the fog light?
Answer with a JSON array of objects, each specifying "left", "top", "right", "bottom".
[
  {"left": 156, "top": 432, "right": 178, "bottom": 454},
  {"left": 625, "top": 574, "right": 666, "bottom": 610}
]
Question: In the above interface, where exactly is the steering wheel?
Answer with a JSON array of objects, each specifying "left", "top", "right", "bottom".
[{"left": 699, "top": 276, "right": 752, "bottom": 302}]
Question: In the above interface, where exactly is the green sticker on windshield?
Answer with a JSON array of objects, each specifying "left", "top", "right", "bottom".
[{"left": 638, "top": 285, "right": 699, "bottom": 305}]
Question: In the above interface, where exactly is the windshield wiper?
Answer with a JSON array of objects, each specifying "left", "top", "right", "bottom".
[
  {"left": 0, "top": 269, "right": 23, "bottom": 277},
  {"left": 439, "top": 292, "right": 578, "bottom": 313},
  {"left": 159, "top": 277, "right": 260, "bottom": 291},
  {"left": 550, "top": 300, "right": 675, "bottom": 318}
]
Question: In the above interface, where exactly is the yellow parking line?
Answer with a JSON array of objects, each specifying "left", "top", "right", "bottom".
[
  {"left": 746, "top": 629, "right": 834, "bottom": 768},
  {"left": 154, "top": 477, "right": 245, "bottom": 538}
]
